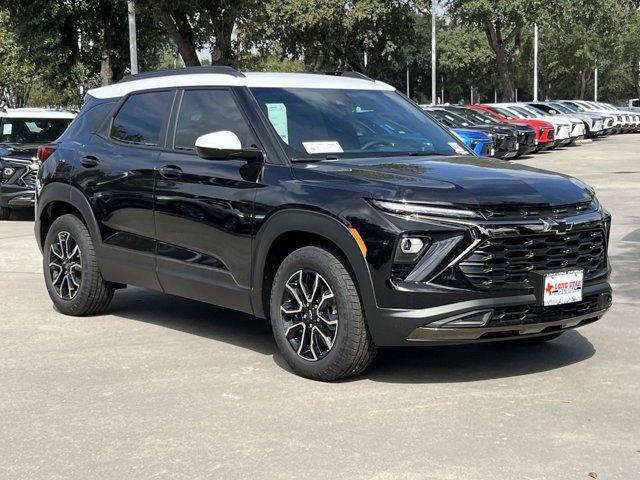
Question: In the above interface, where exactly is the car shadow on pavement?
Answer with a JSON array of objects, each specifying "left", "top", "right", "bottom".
[
  {"left": 109, "top": 287, "right": 277, "bottom": 356},
  {"left": 109, "top": 287, "right": 596, "bottom": 384},
  {"left": 358, "top": 331, "right": 595, "bottom": 384}
]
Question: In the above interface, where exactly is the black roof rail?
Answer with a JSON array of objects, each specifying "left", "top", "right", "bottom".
[
  {"left": 119, "top": 66, "right": 245, "bottom": 83},
  {"left": 321, "top": 71, "right": 375, "bottom": 82}
]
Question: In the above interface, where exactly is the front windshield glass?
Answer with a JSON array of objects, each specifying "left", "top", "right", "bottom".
[
  {"left": 549, "top": 102, "right": 573, "bottom": 114},
  {"left": 490, "top": 106, "right": 518, "bottom": 119},
  {"left": 524, "top": 105, "right": 549, "bottom": 116},
  {"left": 509, "top": 106, "right": 535, "bottom": 118},
  {"left": 427, "top": 109, "right": 467, "bottom": 128},
  {"left": 0, "top": 117, "right": 72, "bottom": 144},
  {"left": 250, "top": 88, "right": 467, "bottom": 159},
  {"left": 452, "top": 108, "right": 499, "bottom": 125},
  {"left": 564, "top": 101, "right": 585, "bottom": 111}
]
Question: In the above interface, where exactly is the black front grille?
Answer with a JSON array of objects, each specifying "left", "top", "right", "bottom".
[
  {"left": 459, "top": 228, "right": 606, "bottom": 292},
  {"left": 480, "top": 201, "right": 597, "bottom": 220},
  {"left": 19, "top": 169, "right": 37, "bottom": 188},
  {"left": 490, "top": 293, "right": 608, "bottom": 326}
]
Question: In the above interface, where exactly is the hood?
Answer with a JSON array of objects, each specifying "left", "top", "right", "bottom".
[
  {"left": 451, "top": 128, "right": 491, "bottom": 140},
  {"left": 0, "top": 144, "right": 39, "bottom": 162},
  {"left": 467, "top": 124, "right": 516, "bottom": 136},
  {"left": 293, "top": 155, "right": 594, "bottom": 208}
]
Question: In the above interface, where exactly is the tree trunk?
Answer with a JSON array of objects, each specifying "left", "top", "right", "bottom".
[
  {"left": 483, "top": 20, "right": 521, "bottom": 102},
  {"left": 100, "top": 17, "right": 114, "bottom": 86},
  {"left": 154, "top": 8, "right": 201, "bottom": 67},
  {"left": 579, "top": 69, "right": 588, "bottom": 99},
  {"left": 211, "top": 19, "right": 235, "bottom": 65},
  {"left": 632, "top": 61, "right": 640, "bottom": 101}
]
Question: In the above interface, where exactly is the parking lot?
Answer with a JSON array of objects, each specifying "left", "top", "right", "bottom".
[{"left": 1, "top": 135, "right": 638, "bottom": 479}]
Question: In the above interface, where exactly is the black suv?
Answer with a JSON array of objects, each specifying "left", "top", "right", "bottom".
[
  {"left": 35, "top": 68, "right": 612, "bottom": 380},
  {"left": 1, "top": 109, "right": 75, "bottom": 219}
]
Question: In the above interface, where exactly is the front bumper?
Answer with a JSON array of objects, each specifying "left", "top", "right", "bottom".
[
  {"left": 0, "top": 184, "right": 35, "bottom": 207},
  {"left": 355, "top": 204, "right": 612, "bottom": 346}
]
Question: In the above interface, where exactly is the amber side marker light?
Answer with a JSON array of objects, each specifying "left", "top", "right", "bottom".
[{"left": 348, "top": 227, "right": 367, "bottom": 257}]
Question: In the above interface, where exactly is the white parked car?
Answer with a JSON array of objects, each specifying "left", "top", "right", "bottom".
[{"left": 488, "top": 103, "right": 575, "bottom": 146}]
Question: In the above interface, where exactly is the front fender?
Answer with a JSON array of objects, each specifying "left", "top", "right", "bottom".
[{"left": 251, "top": 209, "right": 378, "bottom": 323}]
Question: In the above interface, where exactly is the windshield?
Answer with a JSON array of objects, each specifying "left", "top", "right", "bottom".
[
  {"left": 453, "top": 108, "right": 499, "bottom": 125},
  {"left": 549, "top": 102, "right": 573, "bottom": 114},
  {"left": 426, "top": 109, "right": 470, "bottom": 128},
  {"left": 0, "top": 117, "right": 71, "bottom": 144},
  {"left": 564, "top": 101, "right": 585, "bottom": 112},
  {"left": 507, "top": 106, "right": 535, "bottom": 118},
  {"left": 490, "top": 106, "right": 518, "bottom": 119},
  {"left": 524, "top": 105, "right": 549, "bottom": 116},
  {"left": 250, "top": 88, "right": 468, "bottom": 159}
]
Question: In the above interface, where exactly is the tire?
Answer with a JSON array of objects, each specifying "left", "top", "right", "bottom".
[
  {"left": 509, "top": 332, "right": 564, "bottom": 346},
  {"left": 43, "top": 214, "right": 114, "bottom": 316},
  {"left": 0, "top": 206, "right": 11, "bottom": 220},
  {"left": 270, "top": 246, "right": 377, "bottom": 381}
]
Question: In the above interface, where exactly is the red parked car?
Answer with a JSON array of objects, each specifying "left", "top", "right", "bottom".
[{"left": 469, "top": 105, "right": 556, "bottom": 151}]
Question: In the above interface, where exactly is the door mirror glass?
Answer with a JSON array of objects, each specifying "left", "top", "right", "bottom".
[{"left": 195, "top": 130, "right": 262, "bottom": 161}]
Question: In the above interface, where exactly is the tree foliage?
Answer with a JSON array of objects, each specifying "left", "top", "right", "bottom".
[{"left": 1, "top": 0, "right": 639, "bottom": 107}]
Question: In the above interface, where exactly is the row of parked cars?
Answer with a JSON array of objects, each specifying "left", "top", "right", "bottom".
[{"left": 421, "top": 100, "right": 640, "bottom": 160}]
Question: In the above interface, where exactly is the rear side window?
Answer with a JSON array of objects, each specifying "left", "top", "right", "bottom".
[
  {"left": 173, "top": 89, "right": 257, "bottom": 150},
  {"left": 111, "top": 91, "right": 174, "bottom": 146}
]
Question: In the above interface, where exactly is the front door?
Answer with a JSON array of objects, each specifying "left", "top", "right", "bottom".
[{"left": 154, "top": 88, "right": 263, "bottom": 313}]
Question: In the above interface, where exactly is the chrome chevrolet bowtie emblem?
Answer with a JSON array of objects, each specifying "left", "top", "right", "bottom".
[{"left": 541, "top": 217, "right": 568, "bottom": 234}]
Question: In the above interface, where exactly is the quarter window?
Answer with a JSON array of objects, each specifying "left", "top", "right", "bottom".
[
  {"left": 111, "top": 91, "right": 174, "bottom": 146},
  {"left": 174, "top": 89, "right": 257, "bottom": 150}
]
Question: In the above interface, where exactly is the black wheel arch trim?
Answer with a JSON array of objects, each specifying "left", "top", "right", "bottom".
[
  {"left": 36, "top": 182, "right": 102, "bottom": 253},
  {"left": 251, "top": 208, "right": 378, "bottom": 322}
]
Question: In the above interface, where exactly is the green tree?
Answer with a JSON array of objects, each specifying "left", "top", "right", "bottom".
[
  {"left": 0, "top": 10, "right": 37, "bottom": 107},
  {"left": 446, "top": 0, "right": 537, "bottom": 101}
]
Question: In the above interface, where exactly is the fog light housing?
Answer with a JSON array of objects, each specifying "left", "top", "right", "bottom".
[
  {"left": 393, "top": 235, "right": 430, "bottom": 266},
  {"left": 400, "top": 237, "right": 424, "bottom": 254}
]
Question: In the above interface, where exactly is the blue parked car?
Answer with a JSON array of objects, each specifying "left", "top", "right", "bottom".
[{"left": 451, "top": 128, "right": 494, "bottom": 157}]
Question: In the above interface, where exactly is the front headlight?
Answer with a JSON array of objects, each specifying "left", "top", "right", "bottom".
[{"left": 370, "top": 199, "right": 482, "bottom": 219}]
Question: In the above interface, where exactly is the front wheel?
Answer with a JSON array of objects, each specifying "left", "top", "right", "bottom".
[
  {"left": 43, "top": 214, "right": 114, "bottom": 315},
  {"left": 270, "top": 246, "right": 377, "bottom": 381}
]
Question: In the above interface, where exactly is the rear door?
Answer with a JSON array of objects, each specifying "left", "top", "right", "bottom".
[
  {"left": 153, "top": 88, "right": 263, "bottom": 313},
  {"left": 81, "top": 89, "right": 175, "bottom": 289}
]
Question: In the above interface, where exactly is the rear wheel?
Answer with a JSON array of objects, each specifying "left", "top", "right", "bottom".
[
  {"left": 43, "top": 214, "right": 114, "bottom": 315},
  {"left": 0, "top": 206, "right": 11, "bottom": 220},
  {"left": 270, "top": 246, "right": 377, "bottom": 381}
]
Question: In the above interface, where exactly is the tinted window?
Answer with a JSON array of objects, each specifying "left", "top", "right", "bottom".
[
  {"left": 111, "top": 91, "right": 174, "bottom": 146},
  {"left": 250, "top": 87, "right": 465, "bottom": 159},
  {"left": 63, "top": 98, "right": 115, "bottom": 139},
  {"left": 0, "top": 117, "right": 72, "bottom": 144},
  {"left": 174, "top": 89, "right": 257, "bottom": 150}
]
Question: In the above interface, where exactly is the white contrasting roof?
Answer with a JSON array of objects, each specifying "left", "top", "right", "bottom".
[
  {"left": 88, "top": 71, "right": 396, "bottom": 99},
  {"left": 1, "top": 108, "right": 76, "bottom": 119}
]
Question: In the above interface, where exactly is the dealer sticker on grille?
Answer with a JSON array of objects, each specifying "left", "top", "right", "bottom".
[{"left": 543, "top": 270, "right": 584, "bottom": 306}]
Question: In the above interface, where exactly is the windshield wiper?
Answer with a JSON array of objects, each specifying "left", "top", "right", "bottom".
[{"left": 407, "top": 151, "right": 450, "bottom": 156}]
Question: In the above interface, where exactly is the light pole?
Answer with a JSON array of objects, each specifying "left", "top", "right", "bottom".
[
  {"left": 128, "top": 0, "right": 138, "bottom": 75},
  {"left": 594, "top": 64, "right": 599, "bottom": 101},
  {"left": 533, "top": 23, "right": 538, "bottom": 102},
  {"left": 431, "top": 0, "right": 436, "bottom": 104}
]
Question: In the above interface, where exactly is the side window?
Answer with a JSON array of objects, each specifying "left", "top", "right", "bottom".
[
  {"left": 174, "top": 89, "right": 257, "bottom": 151},
  {"left": 111, "top": 91, "right": 174, "bottom": 146}
]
